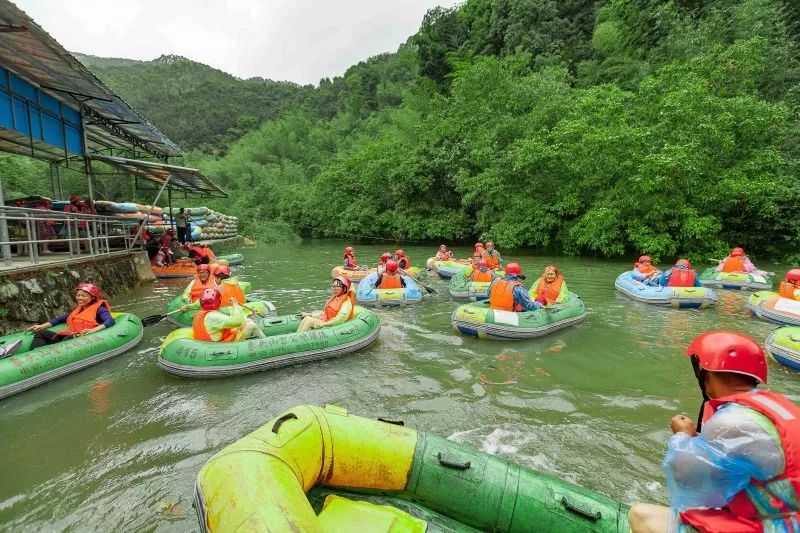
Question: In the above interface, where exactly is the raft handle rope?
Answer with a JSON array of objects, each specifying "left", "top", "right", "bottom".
[
  {"left": 561, "top": 497, "right": 602, "bottom": 521},
  {"left": 271, "top": 412, "right": 298, "bottom": 434},
  {"left": 376, "top": 418, "right": 404, "bottom": 426},
  {"left": 437, "top": 452, "right": 471, "bottom": 471}
]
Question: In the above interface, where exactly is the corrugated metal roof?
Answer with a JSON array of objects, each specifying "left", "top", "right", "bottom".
[{"left": 91, "top": 155, "right": 227, "bottom": 197}]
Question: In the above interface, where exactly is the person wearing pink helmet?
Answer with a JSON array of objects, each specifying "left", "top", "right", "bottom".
[
  {"left": 629, "top": 331, "right": 800, "bottom": 533},
  {"left": 472, "top": 242, "right": 485, "bottom": 260},
  {"left": 487, "top": 263, "right": 542, "bottom": 312},
  {"left": 780, "top": 269, "right": 800, "bottom": 301},
  {"left": 631, "top": 255, "right": 661, "bottom": 285},
  {"left": 656, "top": 259, "right": 703, "bottom": 287},
  {"left": 298, "top": 277, "right": 356, "bottom": 332},
  {"left": 377, "top": 252, "right": 393, "bottom": 275},
  {"left": 342, "top": 246, "right": 365, "bottom": 270},
  {"left": 192, "top": 288, "right": 264, "bottom": 342},
  {"left": 716, "top": 247, "right": 757, "bottom": 274},
  {"left": 25, "top": 283, "right": 115, "bottom": 350}
]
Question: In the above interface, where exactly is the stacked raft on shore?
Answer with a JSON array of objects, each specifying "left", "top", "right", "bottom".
[
  {"left": 0, "top": 313, "right": 143, "bottom": 400},
  {"left": 615, "top": 273, "right": 717, "bottom": 309},
  {"left": 194, "top": 404, "right": 629, "bottom": 532}
]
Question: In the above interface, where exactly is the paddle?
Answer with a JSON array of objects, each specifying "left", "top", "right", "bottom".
[
  {"left": 141, "top": 302, "right": 264, "bottom": 327},
  {"left": 400, "top": 268, "right": 437, "bottom": 294}
]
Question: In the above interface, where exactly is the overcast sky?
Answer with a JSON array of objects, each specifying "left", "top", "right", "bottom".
[{"left": 15, "top": 0, "right": 461, "bottom": 85}]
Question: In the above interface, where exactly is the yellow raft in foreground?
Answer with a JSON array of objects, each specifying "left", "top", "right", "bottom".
[{"left": 195, "top": 404, "right": 629, "bottom": 532}]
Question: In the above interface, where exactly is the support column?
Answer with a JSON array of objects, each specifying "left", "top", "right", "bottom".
[
  {"left": 167, "top": 186, "right": 174, "bottom": 232},
  {"left": 0, "top": 178, "right": 13, "bottom": 266}
]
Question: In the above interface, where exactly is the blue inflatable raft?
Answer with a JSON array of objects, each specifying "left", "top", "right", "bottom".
[
  {"left": 355, "top": 272, "right": 423, "bottom": 307},
  {"left": 614, "top": 272, "right": 717, "bottom": 309}
]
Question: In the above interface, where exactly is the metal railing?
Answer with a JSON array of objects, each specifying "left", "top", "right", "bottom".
[{"left": 0, "top": 205, "right": 146, "bottom": 269}]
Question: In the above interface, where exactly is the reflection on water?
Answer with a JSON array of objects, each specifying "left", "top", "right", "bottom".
[{"left": 0, "top": 241, "right": 794, "bottom": 531}]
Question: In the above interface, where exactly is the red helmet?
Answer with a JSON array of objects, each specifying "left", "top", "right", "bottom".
[
  {"left": 213, "top": 265, "right": 231, "bottom": 277},
  {"left": 475, "top": 242, "right": 484, "bottom": 249},
  {"left": 344, "top": 246, "right": 354, "bottom": 253},
  {"left": 199, "top": 288, "right": 222, "bottom": 310},
  {"left": 638, "top": 255, "right": 652, "bottom": 263},
  {"left": 686, "top": 331, "right": 767, "bottom": 384},
  {"left": 69, "top": 195, "right": 80, "bottom": 204},
  {"left": 386, "top": 260, "right": 399, "bottom": 273},
  {"left": 675, "top": 259, "right": 691, "bottom": 269},
  {"left": 477, "top": 259, "right": 488, "bottom": 269},
  {"left": 333, "top": 276, "right": 351, "bottom": 292},
  {"left": 76, "top": 283, "right": 101, "bottom": 299},
  {"left": 786, "top": 269, "right": 800, "bottom": 283},
  {"left": 731, "top": 247, "right": 745, "bottom": 257},
  {"left": 505, "top": 262, "right": 522, "bottom": 276},
  {"left": 197, "top": 264, "right": 211, "bottom": 273},
  {"left": 380, "top": 253, "right": 392, "bottom": 264},
  {"left": 395, "top": 249, "right": 405, "bottom": 257}
]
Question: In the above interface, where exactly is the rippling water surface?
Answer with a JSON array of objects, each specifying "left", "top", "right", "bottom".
[{"left": 1, "top": 241, "right": 797, "bottom": 531}]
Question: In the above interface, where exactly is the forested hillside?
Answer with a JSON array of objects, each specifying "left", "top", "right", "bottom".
[{"left": 5, "top": 0, "right": 800, "bottom": 260}]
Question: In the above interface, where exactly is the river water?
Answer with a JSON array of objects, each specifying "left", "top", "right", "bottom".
[{"left": 0, "top": 241, "right": 796, "bottom": 531}]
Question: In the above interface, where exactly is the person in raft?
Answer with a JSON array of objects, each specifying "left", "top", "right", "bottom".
[
  {"left": 716, "top": 247, "right": 756, "bottom": 273},
  {"left": 628, "top": 331, "right": 800, "bottom": 533},
  {"left": 184, "top": 243, "right": 213, "bottom": 265},
  {"left": 395, "top": 249, "right": 411, "bottom": 270},
  {"left": 482, "top": 241, "right": 503, "bottom": 270},
  {"left": 473, "top": 242, "right": 485, "bottom": 259},
  {"left": 297, "top": 276, "right": 356, "bottom": 332},
  {"left": 377, "top": 252, "right": 392, "bottom": 274},
  {"left": 488, "top": 263, "right": 543, "bottom": 312},
  {"left": 180, "top": 264, "right": 217, "bottom": 307},
  {"left": 211, "top": 264, "right": 246, "bottom": 306},
  {"left": 657, "top": 259, "right": 703, "bottom": 288},
  {"left": 374, "top": 260, "right": 406, "bottom": 289},
  {"left": 435, "top": 244, "right": 453, "bottom": 260},
  {"left": 192, "top": 288, "right": 264, "bottom": 342},
  {"left": 632, "top": 255, "right": 660, "bottom": 285},
  {"left": 26, "top": 283, "right": 114, "bottom": 349},
  {"left": 342, "top": 246, "right": 366, "bottom": 270},
  {"left": 529, "top": 264, "right": 570, "bottom": 305},
  {"left": 779, "top": 269, "right": 800, "bottom": 301},
  {"left": 466, "top": 258, "right": 495, "bottom": 283}
]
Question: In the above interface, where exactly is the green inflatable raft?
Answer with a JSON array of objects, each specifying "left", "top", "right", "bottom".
[
  {"left": 448, "top": 269, "right": 504, "bottom": 301},
  {"left": 451, "top": 293, "right": 587, "bottom": 340},
  {"left": 165, "top": 294, "right": 276, "bottom": 327},
  {"left": 699, "top": 268, "right": 772, "bottom": 291},
  {"left": 215, "top": 253, "right": 244, "bottom": 266},
  {"left": 0, "top": 313, "right": 143, "bottom": 400},
  {"left": 195, "top": 404, "right": 629, "bottom": 532},
  {"left": 158, "top": 308, "right": 380, "bottom": 378},
  {"left": 766, "top": 326, "right": 800, "bottom": 372}
]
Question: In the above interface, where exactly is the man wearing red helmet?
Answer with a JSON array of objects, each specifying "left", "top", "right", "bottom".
[
  {"left": 632, "top": 255, "right": 661, "bottom": 285},
  {"left": 656, "top": 259, "right": 703, "bottom": 288},
  {"left": 780, "top": 269, "right": 800, "bottom": 301},
  {"left": 377, "top": 252, "right": 393, "bottom": 275},
  {"left": 487, "top": 263, "right": 542, "bottom": 312},
  {"left": 629, "top": 331, "right": 800, "bottom": 533},
  {"left": 374, "top": 260, "right": 406, "bottom": 289},
  {"left": 25, "top": 283, "right": 115, "bottom": 350},
  {"left": 298, "top": 277, "right": 357, "bottom": 332},
  {"left": 466, "top": 257, "right": 495, "bottom": 283},
  {"left": 716, "top": 247, "right": 757, "bottom": 274},
  {"left": 193, "top": 288, "right": 264, "bottom": 342}
]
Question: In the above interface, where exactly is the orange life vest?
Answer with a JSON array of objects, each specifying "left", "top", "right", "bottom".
[
  {"left": 192, "top": 310, "right": 238, "bottom": 342},
  {"left": 58, "top": 299, "right": 110, "bottom": 336},
  {"left": 680, "top": 390, "right": 800, "bottom": 533},
  {"left": 635, "top": 263, "right": 656, "bottom": 275},
  {"left": 780, "top": 281, "right": 799, "bottom": 301},
  {"left": 483, "top": 251, "right": 500, "bottom": 269},
  {"left": 534, "top": 275, "right": 564, "bottom": 305},
  {"left": 435, "top": 251, "right": 451, "bottom": 260},
  {"left": 189, "top": 276, "right": 217, "bottom": 301},
  {"left": 473, "top": 269, "right": 493, "bottom": 283},
  {"left": 219, "top": 281, "right": 246, "bottom": 307},
  {"left": 722, "top": 256, "right": 746, "bottom": 273},
  {"left": 322, "top": 291, "right": 356, "bottom": 322},
  {"left": 398, "top": 256, "right": 411, "bottom": 269},
  {"left": 668, "top": 268, "right": 696, "bottom": 287},
  {"left": 489, "top": 279, "right": 523, "bottom": 312},
  {"left": 379, "top": 273, "right": 403, "bottom": 289},
  {"left": 344, "top": 253, "right": 357, "bottom": 268}
]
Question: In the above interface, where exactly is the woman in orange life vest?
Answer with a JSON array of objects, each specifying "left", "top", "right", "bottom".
[
  {"left": 472, "top": 242, "right": 485, "bottom": 259},
  {"left": 192, "top": 288, "right": 265, "bottom": 343},
  {"left": 657, "top": 259, "right": 703, "bottom": 288},
  {"left": 26, "top": 283, "right": 115, "bottom": 349},
  {"left": 180, "top": 264, "right": 217, "bottom": 308},
  {"left": 297, "top": 276, "right": 357, "bottom": 332},
  {"left": 716, "top": 247, "right": 757, "bottom": 274},
  {"left": 467, "top": 258, "right": 495, "bottom": 283},
  {"left": 631, "top": 255, "right": 660, "bottom": 286},
  {"left": 488, "top": 263, "right": 543, "bottom": 312},
  {"left": 342, "top": 246, "right": 366, "bottom": 270},
  {"left": 374, "top": 260, "right": 406, "bottom": 289},
  {"left": 395, "top": 249, "right": 411, "bottom": 270},
  {"left": 629, "top": 331, "right": 800, "bottom": 533},
  {"left": 211, "top": 264, "right": 246, "bottom": 307},
  {"left": 482, "top": 241, "right": 503, "bottom": 270},
  {"left": 435, "top": 244, "right": 454, "bottom": 260},
  {"left": 779, "top": 269, "right": 800, "bottom": 301},
  {"left": 529, "top": 264, "right": 570, "bottom": 305}
]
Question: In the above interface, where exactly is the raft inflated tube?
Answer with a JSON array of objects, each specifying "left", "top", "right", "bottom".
[
  {"left": 449, "top": 269, "right": 505, "bottom": 301},
  {"left": 0, "top": 313, "right": 143, "bottom": 400},
  {"left": 165, "top": 295, "right": 276, "bottom": 327},
  {"left": 766, "top": 327, "right": 800, "bottom": 371},
  {"left": 331, "top": 266, "right": 376, "bottom": 283},
  {"left": 615, "top": 272, "right": 717, "bottom": 309},
  {"left": 355, "top": 272, "right": 423, "bottom": 307},
  {"left": 158, "top": 309, "right": 380, "bottom": 378},
  {"left": 431, "top": 260, "right": 471, "bottom": 279},
  {"left": 215, "top": 253, "right": 243, "bottom": 266},
  {"left": 451, "top": 293, "right": 587, "bottom": 340},
  {"left": 699, "top": 268, "right": 773, "bottom": 291},
  {"left": 746, "top": 291, "right": 800, "bottom": 326},
  {"left": 195, "top": 404, "right": 629, "bottom": 532}
]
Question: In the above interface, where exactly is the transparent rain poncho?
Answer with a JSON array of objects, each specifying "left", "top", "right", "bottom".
[{"left": 664, "top": 402, "right": 785, "bottom": 512}]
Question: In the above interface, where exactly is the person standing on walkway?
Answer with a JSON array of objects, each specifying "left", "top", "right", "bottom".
[{"left": 176, "top": 208, "right": 190, "bottom": 245}]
